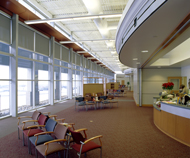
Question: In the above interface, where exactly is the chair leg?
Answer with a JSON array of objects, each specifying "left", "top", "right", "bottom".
[
  {"left": 100, "top": 147, "right": 102, "bottom": 158},
  {"left": 36, "top": 149, "right": 38, "bottom": 158},
  {"left": 18, "top": 128, "right": 20, "bottom": 139},
  {"left": 28, "top": 140, "right": 31, "bottom": 154},
  {"left": 22, "top": 133, "right": 25, "bottom": 146},
  {"left": 58, "top": 151, "right": 61, "bottom": 158}
]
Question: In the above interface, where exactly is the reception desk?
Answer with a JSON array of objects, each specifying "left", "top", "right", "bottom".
[{"left": 153, "top": 102, "right": 190, "bottom": 147}]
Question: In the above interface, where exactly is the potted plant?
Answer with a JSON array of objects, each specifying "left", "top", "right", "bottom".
[
  {"left": 127, "top": 82, "right": 130, "bottom": 90},
  {"left": 162, "top": 82, "right": 174, "bottom": 93}
]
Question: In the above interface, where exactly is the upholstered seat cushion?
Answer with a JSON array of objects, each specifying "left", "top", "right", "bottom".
[
  {"left": 36, "top": 142, "right": 66, "bottom": 156},
  {"left": 23, "top": 129, "right": 44, "bottom": 137},
  {"left": 71, "top": 141, "right": 101, "bottom": 154},
  {"left": 78, "top": 101, "right": 86, "bottom": 106},
  {"left": 29, "top": 135, "right": 54, "bottom": 146}
]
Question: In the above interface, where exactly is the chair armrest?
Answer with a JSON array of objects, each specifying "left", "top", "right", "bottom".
[
  {"left": 42, "top": 112, "right": 51, "bottom": 116},
  {"left": 22, "top": 120, "right": 38, "bottom": 123},
  {"left": 74, "top": 128, "right": 87, "bottom": 132},
  {"left": 56, "top": 118, "right": 65, "bottom": 123},
  {"left": 27, "top": 125, "right": 45, "bottom": 129},
  {"left": 44, "top": 139, "right": 67, "bottom": 145},
  {"left": 84, "top": 135, "right": 103, "bottom": 145},
  {"left": 17, "top": 116, "right": 32, "bottom": 125},
  {"left": 34, "top": 131, "right": 54, "bottom": 137},
  {"left": 75, "top": 128, "right": 88, "bottom": 139}
]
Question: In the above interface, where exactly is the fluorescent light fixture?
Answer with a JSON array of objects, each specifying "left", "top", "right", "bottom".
[
  {"left": 115, "top": 71, "right": 124, "bottom": 74},
  {"left": 24, "top": 13, "right": 122, "bottom": 25},
  {"left": 60, "top": 39, "right": 115, "bottom": 44},
  {"left": 141, "top": 50, "right": 148, "bottom": 53},
  {"left": 133, "top": 58, "right": 138, "bottom": 60}
]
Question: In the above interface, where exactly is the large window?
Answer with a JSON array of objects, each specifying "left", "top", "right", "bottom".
[
  {"left": 0, "top": 54, "right": 10, "bottom": 117},
  {"left": 35, "top": 62, "right": 49, "bottom": 106},
  {"left": 18, "top": 58, "right": 33, "bottom": 112}
]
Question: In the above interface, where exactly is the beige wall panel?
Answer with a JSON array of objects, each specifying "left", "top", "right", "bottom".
[
  {"left": 175, "top": 116, "right": 190, "bottom": 144},
  {"left": 165, "top": 112, "right": 176, "bottom": 136},
  {"left": 83, "top": 84, "right": 103, "bottom": 96},
  {"left": 154, "top": 108, "right": 161, "bottom": 127},
  {"left": 161, "top": 110, "right": 168, "bottom": 132}
]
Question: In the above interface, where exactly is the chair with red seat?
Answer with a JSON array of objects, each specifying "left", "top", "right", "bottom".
[
  {"left": 17, "top": 110, "right": 41, "bottom": 140},
  {"left": 68, "top": 128, "right": 103, "bottom": 158},
  {"left": 22, "top": 114, "right": 48, "bottom": 146}
]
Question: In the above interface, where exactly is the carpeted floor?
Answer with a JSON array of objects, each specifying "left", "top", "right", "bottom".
[{"left": 0, "top": 92, "right": 190, "bottom": 158}]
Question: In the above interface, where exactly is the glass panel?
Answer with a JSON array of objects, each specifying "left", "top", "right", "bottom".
[
  {"left": 35, "top": 53, "right": 49, "bottom": 62},
  {"left": 54, "top": 81, "right": 60, "bottom": 102},
  {"left": 18, "top": 81, "right": 33, "bottom": 112},
  {"left": 72, "top": 70, "right": 76, "bottom": 80},
  {"left": 0, "top": 54, "right": 9, "bottom": 79},
  {"left": 35, "top": 81, "right": 49, "bottom": 106},
  {"left": 54, "top": 59, "right": 60, "bottom": 65},
  {"left": 18, "top": 48, "right": 33, "bottom": 58},
  {"left": 0, "top": 42, "right": 9, "bottom": 53},
  {"left": 35, "top": 62, "right": 49, "bottom": 80},
  {"left": 73, "top": 81, "right": 76, "bottom": 97},
  {"left": 61, "top": 61, "right": 68, "bottom": 67},
  {"left": 76, "top": 81, "right": 81, "bottom": 96},
  {"left": 76, "top": 71, "right": 80, "bottom": 80},
  {"left": 76, "top": 66, "right": 80, "bottom": 70},
  {"left": 61, "top": 81, "right": 69, "bottom": 100},
  {"left": 0, "top": 81, "right": 10, "bottom": 117},
  {"left": 54, "top": 66, "right": 60, "bottom": 80},
  {"left": 18, "top": 59, "right": 32, "bottom": 79},
  {"left": 61, "top": 68, "right": 68, "bottom": 80},
  {"left": 170, "top": 79, "right": 180, "bottom": 90}
]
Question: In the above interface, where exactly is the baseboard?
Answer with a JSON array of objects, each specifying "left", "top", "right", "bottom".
[{"left": 136, "top": 104, "right": 153, "bottom": 107}]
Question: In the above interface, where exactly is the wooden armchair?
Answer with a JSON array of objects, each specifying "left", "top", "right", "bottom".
[{"left": 68, "top": 128, "right": 103, "bottom": 158}]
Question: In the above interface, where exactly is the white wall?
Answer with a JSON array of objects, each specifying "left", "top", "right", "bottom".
[
  {"left": 133, "top": 68, "right": 139, "bottom": 105},
  {"left": 181, "top": 65, "right": 190, "bottom": 88},
  {"left": 141, "top": 68, "right": 181, "bottom": 105},
  {"left": 116, "top": 74, "right": 130, "bottom": 85}
]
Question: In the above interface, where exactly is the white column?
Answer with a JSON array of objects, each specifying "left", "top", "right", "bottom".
[
  {"left": 49, "top": 36, "right": 55, "bottom": 105},
  {"left": 10, "top": 14, "right": 18, "bottom": 117},
  {"left": 68, "top": 48, "right": 73, "bottom": 99}
]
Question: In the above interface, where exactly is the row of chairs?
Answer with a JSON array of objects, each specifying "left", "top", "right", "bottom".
[
  {"left": 75, "top": 96, "right": 119, "bottom": 111},
  {"left": 17, "top": 110, "right": 103, "bottom": 158}
]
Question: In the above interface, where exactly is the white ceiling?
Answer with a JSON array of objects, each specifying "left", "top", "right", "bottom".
[
  {"left": 118, "top": 0, "right": 190, "bottom": 69},
  {"left": 20, "top": 0, "right": 129, "bottom": 72}
]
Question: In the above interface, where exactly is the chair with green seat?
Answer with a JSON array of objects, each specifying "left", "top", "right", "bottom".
[
  {"left": 35, "top": 123, "right": 68, "bottom": 158},
  {"left": 28, "top": 118, "right": 57, "bottom": 155},
  {"left": 99, "top": 96, "right": 111, "bottom": 109},
  {"left": 68, "top": 128, "right": 103, "bottom": 158}
]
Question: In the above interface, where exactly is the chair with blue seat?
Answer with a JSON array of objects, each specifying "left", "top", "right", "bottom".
[
  {"left": 28, "top": 118, "right": 57, "bottom": 155},
  {"left": 75, "top": 97, "right": 86, "bottom": 111},
  {"left": 35, "top": 123, "right": 68, "bottom": 158},
  {"left": 99, "top": 96, "right": 111, "bottom": 109}
]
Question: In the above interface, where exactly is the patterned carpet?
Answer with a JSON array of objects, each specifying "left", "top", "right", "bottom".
[{"left": 0, "top": 92, "right": 190, "bottom": 158}]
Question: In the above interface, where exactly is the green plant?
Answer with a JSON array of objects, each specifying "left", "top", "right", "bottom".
[{"left": 127, "top": 82, "right": 130, "bottom": 85}]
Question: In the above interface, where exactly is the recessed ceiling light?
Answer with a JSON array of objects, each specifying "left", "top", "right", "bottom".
[
  {"left": 141, "top": 50, "right": 148, "bottom": 53},
  {"left": 133, "top": 58, "right": 138, "bottom": 60},
  {"left": 136, "top": 62, "right": 140, "bottom": 64},
  {"left": 157, "top": 66, "right": 161, "bottom": 68}
]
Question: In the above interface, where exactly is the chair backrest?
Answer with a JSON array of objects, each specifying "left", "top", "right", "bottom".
[
  {"left": 31, "top": 111, "right": 41, "bottom": 120},
  {"left": 99, "top": 96, "right": 107, "bottom": 100},
  {"left": 54, "top": 124, "right": 68, "bottom": 139},
  {"left": 85, "top": 93, "right": 91, "bottom": 97},
  {"left": 97, "top": 93, "right": 103, "bottom": 97},
  {"left": 76, "top": 97, "right": 84, "bottom": 102},
  {"left": 69, "top": 128, "right": 85, "bottom": 144},
  {"left": 45, "top": 118, "right": 57, "bottom": 132},
  {"left": 84, "top": 96, "right": 92, "bottom": 101},
  {"left": 38, "top": 114, "right": 48, "bottom": 125}
]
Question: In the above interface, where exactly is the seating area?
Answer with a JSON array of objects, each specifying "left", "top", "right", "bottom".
[
  {"left": 17, "top": 110, "right": 103, "bottom": 158},
  {"left": 75, "top": 92, "right": 119, "bottom": 111}
]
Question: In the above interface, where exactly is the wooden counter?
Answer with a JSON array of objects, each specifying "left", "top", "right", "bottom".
[{"left": 153, "top": 102, "right": 190, "bottom": 147}]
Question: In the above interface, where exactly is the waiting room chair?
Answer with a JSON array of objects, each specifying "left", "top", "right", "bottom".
[
  {"left": 22, "top": 114, "right": 48, "bottom": 146},
  {"left": 35, "top": 123, "right": 68, "bottom": 158},
  {"left": 68, "top": 128, "right": 103, "bottom": 158},
  {"left": 17, "top": 110, "right": 41, "bottom": 140},
  {"left": 28, "top": 118, "right": 57, "bottom": 155},
  {"left": 99, "top": 96, "right": 111, "bottom": 109}
]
